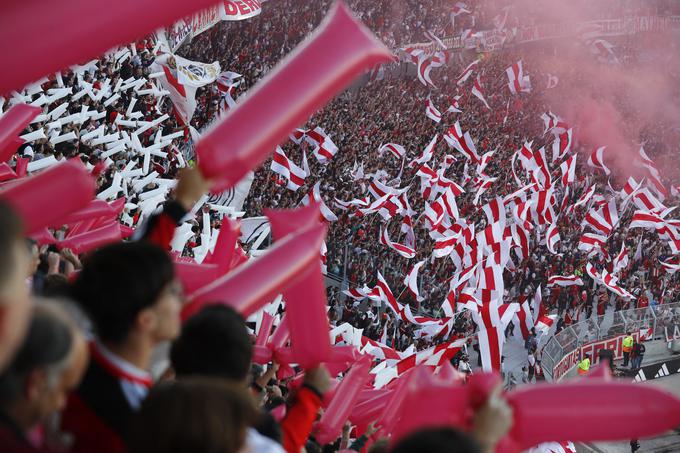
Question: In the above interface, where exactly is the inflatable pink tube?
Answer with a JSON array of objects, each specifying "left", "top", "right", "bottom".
[
  {"left": 256, "top": 312, "right": 275, "bottom": 347},
  {"left": 503, "top": 381, "right": 680, "bottom": 452},
  {"left": 0, "top": 163, "right": 18, "bottom": 182},
  {"left": 58, "top": 221, "right": 121, "bottom": 254},
  {"left": 315, "top": 356, "right": 372, "bottom": 444},
  {"left": 63, "top": 199, "right": 116, "bottom": 225},
  {"left": 0, "top": 104, "right": 40, "bottom": 162},
  {"left": 196, "top": 2, "right": 393, "bottom": 191},
  {"left": 14, "top": 157, "right": 28, "bottom": 177},
  {"left": 174, "top": 262, "right": 219, "bottom": 295},
  {"left": 30, "top": 228, "right": 57, "bottom": 245},
  {"left": 205, "top": 217, "right": 240, "bottom": 273},
  {"left": 181, "top": 224, "right": 327, "bottom": 321},
  {"left": 0, "top": 0, "right": 218, "bottom": 95},
  {"left": 66, "top": 219, "right": 97, "bottom": 238},
  {"left": 0, "top": 160, "right": 94, "bottom": 234},
  {"left": 350, "top": 390, "right": 393, "bottom": 426},
  {"left": 269, "top": 316, "right": 290, "bottom": 351}
]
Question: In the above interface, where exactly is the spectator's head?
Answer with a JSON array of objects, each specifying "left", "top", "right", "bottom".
[
  {"left": 390, "top": 427, "right": 480, "bottom": 453},
  {"left": 128, "top": 378, "right": 256, "bottom": 453},
  {"left": 0, "top": 302, "right": 88, "bottom": 434},
  {"left": 0, "top": 201, "right": 31, "bottom": 372},
  {"left": 71, "top": 242, "right": 180, "bottom": 347},
  {"left": 170, "top": 305, "right": 252, "bottom": 383}
]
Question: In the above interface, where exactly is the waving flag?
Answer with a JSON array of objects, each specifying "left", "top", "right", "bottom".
[
  {"left": 411, "top": 134, "right": 438, "bottom": 167},
  {"left": 271, "top": 146, "right": 306, "bottom": 191},
  {"left": 471, "top": 74, "right": 491, "bottom": 109},
  {"left": 380, "top": 227, "right": 416, "bottom": 259},
  {"left": 425, "top": 97, "right": 442, "bottom": 123},
  {"left": 456, "top": 59, "right": 479, "bottom": 86},
  {"left": 546, "top": 74, "right": 559, "bottom": 89},
  {"left": 547, "top": 275, "right": 584, "bottom": 287},
  {"left": 506, "top": 60, "right": 531, "bottom": 94},
  {"left": 552, "top": 129, "right": 573, "bottom": 162},
  {"left": 424, "top": 30, "right": 447, "bottom": 49},
  {"left": 587, "top": 146, "right": 610, "bottom": 175},
  {"left": 560, "top": 154, "right": 577, "bottom": 186},
  {"left": 546, "top": 223, "right": 561, "bottom": 255},
  {"left": 305, "top": 127, "right": 339, "bottom": 164},
  {"left": 404, "top": 261, "right": 425, "bottom": 302},
  {"left": 379, "top": 143, "right": 406, "bottom": 160},
  {"left": 444, "top": 122, "right": 480, "bottom": 162}
]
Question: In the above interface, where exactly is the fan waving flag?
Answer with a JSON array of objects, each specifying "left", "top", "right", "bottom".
[
  {"left": 425, "top": 97, "right": 442, "bottom": 123},
  {"left": 471, "top": 74, "right": 491, "bottom": 109},
  {"left": 587, "top": 146, "right": 611, "bottom": 175},
  {"left": 271, "top": 146, "right": 307, "bottom": 191},
  {"left": 404, "top": 261, "right": 426, "bottom": 301},
  {"left": 506, "top": 60, "right": 532, "bottom": 94},
  {"left": 380, "top": 227, "right": 416, "bottom": 259},
  {"left": 379, "top": 143, "right": 406, "bottom": 160}
]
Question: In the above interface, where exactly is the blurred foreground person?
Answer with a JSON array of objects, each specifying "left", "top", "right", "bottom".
[
  {"left": 61, "top": 242, "right": 182, "bottom": 453},
  {"left": 0, "top": 201, "right": 32, "bottom": 373},
  {"left": 128, "top": 378, "right": 256, "bottom": 453},
  {"left": 0, "top": 303, "right": 88, "bottom": 452}
]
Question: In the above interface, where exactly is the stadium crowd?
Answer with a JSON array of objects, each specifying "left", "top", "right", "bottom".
[{"left": 1, "top": 0, "right": 680, "bottom": 452}]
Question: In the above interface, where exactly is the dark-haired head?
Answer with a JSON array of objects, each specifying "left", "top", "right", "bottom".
[
  {"left": 170, "top": 305, "right": 252, "bottom": 382},
  {"left": 71, "top": 241, "right": 180, "bottom": 346},
  {"left": 390, "top": 427, "right": 481, "bottom": 453}
]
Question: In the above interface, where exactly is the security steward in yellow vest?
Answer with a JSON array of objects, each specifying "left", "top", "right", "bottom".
[
  {"left": 622, "top": 333, "right": 634, "bottom": 367},
  {"left": 577, "top": 354, "right": 591, "bottom": 375}
]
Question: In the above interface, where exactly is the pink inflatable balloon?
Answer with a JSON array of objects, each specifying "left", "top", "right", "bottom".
[
  {"left": 66, "top": 219, "right": 97, "bottom": 238},
  {"left": 327, "top": 345, "right": 360, "bottom": 363},
  {"left": 350, "top": 390, "right": 393, "bottom": 426},
  {"left": 120, "top": 224, "right": 135, "bottom": 239},
  {"left": 0, "top": 163, "right": 18, "bottom": 182},
  {"left": 252, "top": 345, "right": 273, "bottom": 364},
  {"left": 174, "top": 262, "right": 219, "bottom": 295},
  {"left": 0, "top": 160, "right": 94, "bottom": 234},
  {"left": 109, "top": 197, "right": 126, "bottom": 215},
  {"left": 0, "top": 104, "right": 40, "bottom": 162},
  {"left": 267, "top": 203, "right": 330, "bottom": 368},
  {"left": 181, "top": 223, "right": 327, "bottom": 321},
  {"left": 315, "top": 356, "right": 372, "bottom": 445},
  {"left": 256, "top": 312, "right": 275, "bottom": 347},
  {"left": 63, "top": 199, "right": 116, "bottom": 225},
  {"left": 269, "top": 316, "right": 290, "bottom": 351},
  {"left": 205, "top": 217, "right": 240, "bottom": 274},
  {"left": 196, "top": 2, "right": 393, "bottom": 191},
  {"left": 0, "top": 0, "right": 218, "bottom": 95},
  {"left": 14, "top": 157, "right": 28, "bottom": 178},
  {"left": 58, "top": 221, "right": 121, "bottom": 254},
  {"left": 504, "top": 381, "right": 680, "bottom": 451}
]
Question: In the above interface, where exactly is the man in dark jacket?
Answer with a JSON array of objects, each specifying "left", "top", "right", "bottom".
[{"left": 631, "top": 341, "right": 646, "bottom": 369}]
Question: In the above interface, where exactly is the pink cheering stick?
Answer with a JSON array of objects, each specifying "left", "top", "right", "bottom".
[
  {"left": 58, "top": 221, "right": 122, "bottom": 254},
  {"left": 174, "top": 262, "right": 219, "bottom": 295},
  {"left": 196, "top": 1, "right": 393, "bottom": 191},
  {"left": 264, "top": 203, "right": 331, "bottom": 368},
  {"left": 0, "top": 163, "right": 18, "bottom": 182},
  {"left": 30, "top": 228, "right": 57, "bottom": 245},
  {"left": 14, "top": 157, "right": 28, "bottom": 178},
  {"left": 500, "top": 380, "right": 680, "bottom": 452},
  {"left": 315, "top": 355, "right": 373, "bottom": 444},
  {"left": 62, "top": 199, "right": 117, "bottom": 225},
  {"left": 0, "top": 0, "right": 218, "bottom": 95},
  {"left": 181, "top": 223, "right": 327, "bottom": 321},
  {"left": 205, "top": 217, "right": 240, "bottom": 274},
  {"left": 256, "top": 312, "right": 276, "bottom": 347},
  {"left": 0, "top": 160, "right": 94, "bottom": 234},
  {"left": 0, "top": 104, "right": 40, "bottom": 162}
]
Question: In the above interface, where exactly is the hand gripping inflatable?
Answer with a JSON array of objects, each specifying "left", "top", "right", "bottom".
[{"left": 196, "top": 1, "right": 393, "bottom": 191}]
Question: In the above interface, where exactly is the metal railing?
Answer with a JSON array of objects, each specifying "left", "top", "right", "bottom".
[{"left": 541, "top": 303, "right": 680, "bottom": 381}]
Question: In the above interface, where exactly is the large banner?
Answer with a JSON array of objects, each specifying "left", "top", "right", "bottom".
[{"left": 221, "top": 0, "right": 262, "bottom": 21}]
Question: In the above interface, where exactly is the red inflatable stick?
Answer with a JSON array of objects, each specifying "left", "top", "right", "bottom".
[
  {"left": 62, "top": 199, "right": 116, "bottom": 225},
  {"left": 57, "top": 221, "right": 121, "bottom": 254},
  {"left": 174, "top": 262, "right": 219, "bottom": 295},
  {"left": 181, "top": 223, "right": 327, "bottom": 321},
  {"left": 0, "top": 104, "right": 40, "bottom": 162},
  {"left": 196, "top": 1, "right": 393, "bottom": 191},
  {"left": 0, "top": 163, "right": 18, "bottom": 182},
  {"left": 205, "top": 217, "right": 240, "bottom": 274},
  {"left": 267, "top": 203, "right": 331, "bottom": 368},
  {"left": 502, "top": 380, "right": 680, "bottom": 452},
  {"left": 30, "top": 228, "right": 57, "bottom": 245},
  {"left": 0, "top": 160, "right": 94, "bottom": 234},
  {"left": 14, "top": 157, "right": 28, "bottom": 178},
  {"left": 315, "top": 355, "right": 372, "bottom": 444},
  {"left": 269, "top": 316, "right": 290, "bottom": 351},
  {"left": 350, "top": 389, "right": 394, "bottom": 426},
  {"left": 0, "top": 0, "right": 217, "bottom": 95},
  {"left": 256, "top": 312, "right": 275, "bottom": 347}
]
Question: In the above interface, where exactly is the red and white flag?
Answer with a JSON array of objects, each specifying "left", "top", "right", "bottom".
[
  {"left": 560, "top": 154, "right": 577, "bottom": 186},
  {"left": 444, "top": 122, "right": 480, "bottom": 162},
  {"left": 457, "top": 59, "right": 480, "bottom": 86},
  {"left": 546, "top": 74, "right": 559, "bottom": 89},
  {"left": 411, "top": 134, "right": 438, "bottom": 167},
  {"left": 270, "top": 146, "right": 307, "bottom": 191},
  {"left": 481, "top": 197, "right": 506, "bottom": 227},
  {"left": 506, "top": 60, "right": 531, "bottom": 94},
  {"left": 547, "top": 275, "right": 584, "bottom": 287},
  {"left": 305, "top": 127, "right": 339, "bottom": 164},
  {"left": 302, "top": 181, "right": 337, "bottom": 222},
  {"left": 425, "top": 97, "right": 442, "bottom": 123},
  {"left": 447, "top": 94, "right": 462, "bottom": 113},
  {"left": 424, "top": 30, "right": 447, "bottom": 49},
  {"left": 612, "top": 243, "right": 629, "bottom": 275},
  {"left": 471, "top": 74, "right": 491, "bottom": 109},
  {"left": 514, "top": 301, "right": 535, "bottom": 341},
  {"left": 468, "top": 299, "right": 519, "bottom": 372},
  {"left": 578, "top": 232, "right": 608, "bottom": 253},
  {"left": 587, "top": 146, "right": 610, "bottom": 175},
  {"left": 546, "top": 223, "right": 561, "bottom": 255},
  {"left": 380, "top": 226, "right": 416, "bottom": 259},
  {"left": 379, "top": 143, "right": 406, "bottom": 160},
  {"left": 552, "top": 129, "right": 573, "bottom": 162},
  {"left": 404, "top": 260, "right": 426, "bottom": 302}
]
